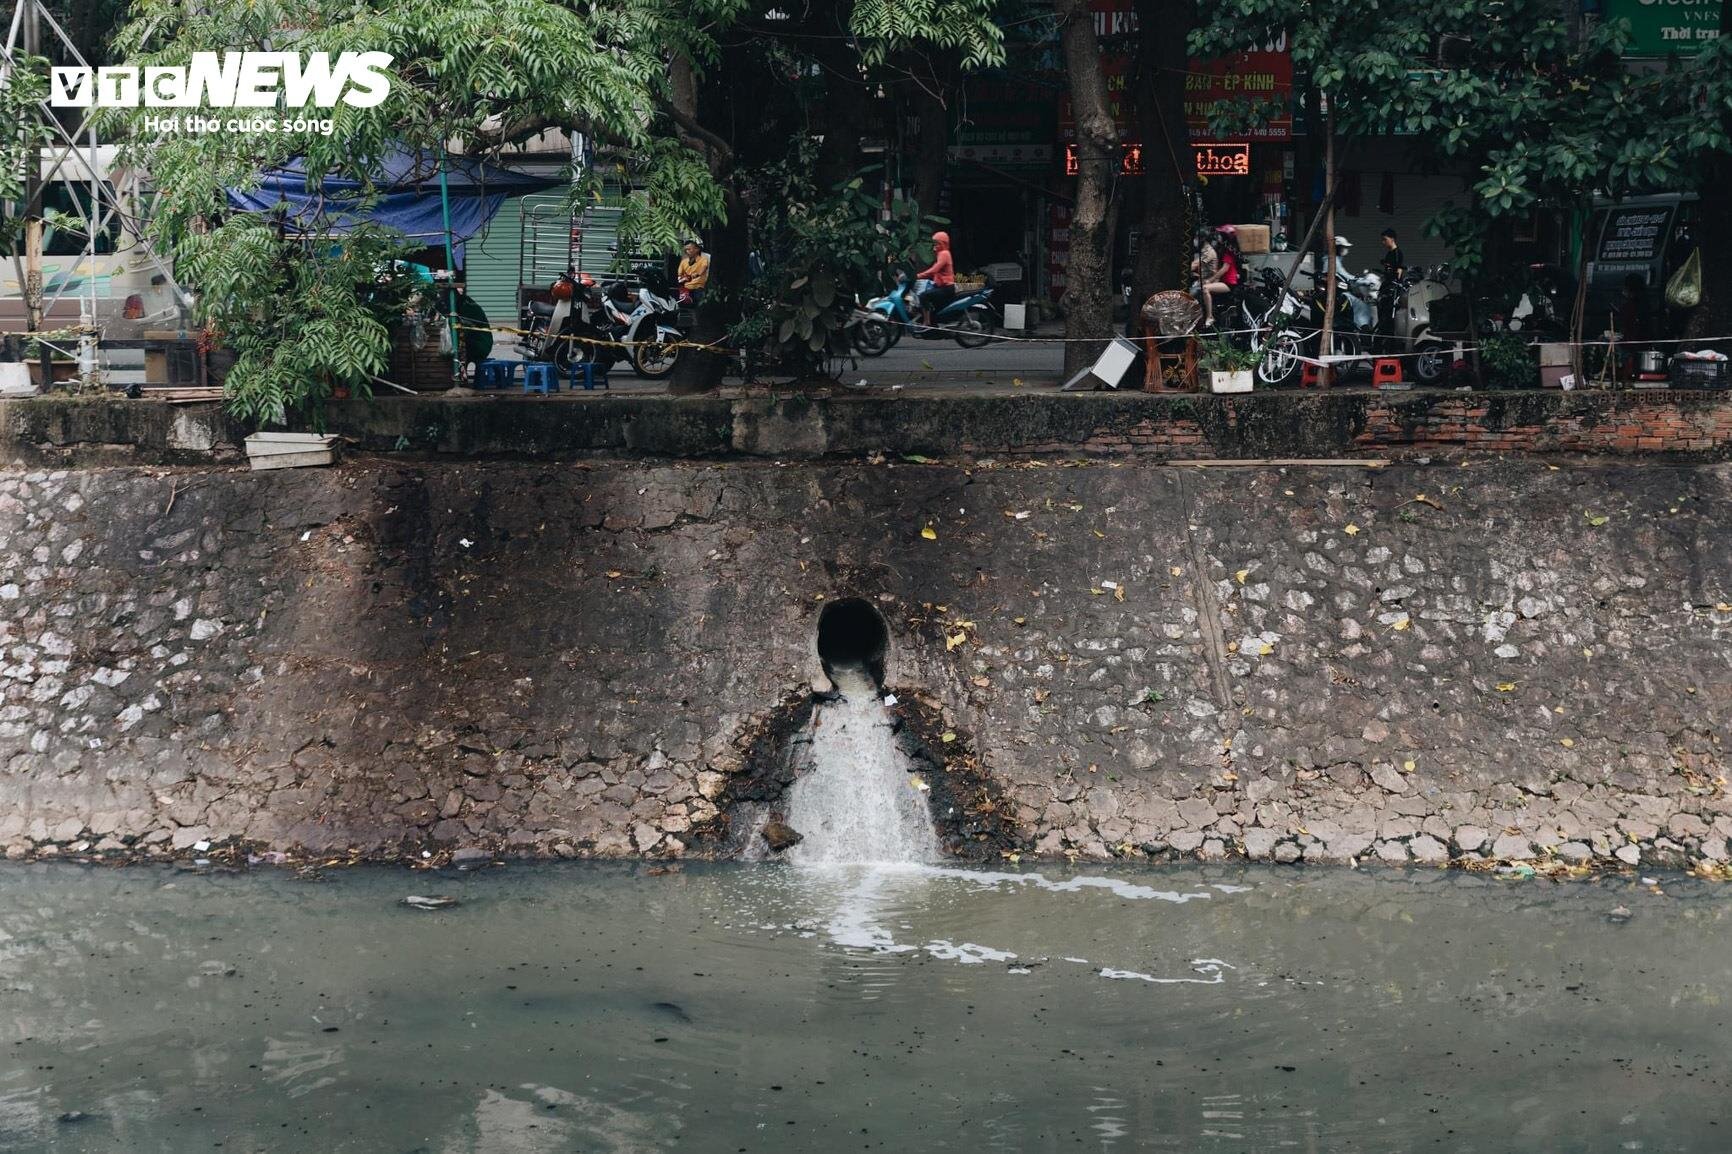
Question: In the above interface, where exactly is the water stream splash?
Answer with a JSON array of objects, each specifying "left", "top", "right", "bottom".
[{"left": 784, "top": 665, "right": 940, "bottom": 865}]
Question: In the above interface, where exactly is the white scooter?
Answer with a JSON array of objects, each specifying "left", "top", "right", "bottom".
[{"left": 599, "top": 278, "right": 685, "bottom": 378}]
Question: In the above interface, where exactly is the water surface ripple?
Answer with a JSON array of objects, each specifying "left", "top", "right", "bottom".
[{"left": 0, "top": 862, "right": 1725, "bottom": 1152}]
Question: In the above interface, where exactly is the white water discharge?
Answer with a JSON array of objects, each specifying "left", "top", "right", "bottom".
[{"left": 785, "top": 665, "right": 941, "bottom": 864}]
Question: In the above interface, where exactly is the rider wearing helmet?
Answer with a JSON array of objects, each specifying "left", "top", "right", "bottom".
[{"left": 917, "top": 231, "right": 956, "bottom": 326}]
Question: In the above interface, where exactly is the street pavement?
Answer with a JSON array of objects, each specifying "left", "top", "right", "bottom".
[{"left": 848, "top": 332, "right": 1067, "bottom": 387}]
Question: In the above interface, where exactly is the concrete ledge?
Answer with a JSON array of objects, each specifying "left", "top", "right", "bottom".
[{"left": 5, "top": 387, "right": 1731, "bottom": 465}]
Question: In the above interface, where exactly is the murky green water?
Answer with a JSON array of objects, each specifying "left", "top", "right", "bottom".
[{"left": 0, "top": 862, "right": 1726, "bottom": 1153}]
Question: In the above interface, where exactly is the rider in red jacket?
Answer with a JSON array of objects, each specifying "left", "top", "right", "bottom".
[{"left": 917, "top": 231, "right": 956, "bottom": 326}]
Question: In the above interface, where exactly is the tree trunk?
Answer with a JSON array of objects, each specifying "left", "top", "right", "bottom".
[
  {"left": 667, "top": 52, "right": 742, "bottom": 396},
  {"left": 1055, "top": 0, "right": 1120, "bottom": 377},
  {"left": 1684, "top": 1, "right": 1732, "bottom": 344},
  {"left": 910, "top": 75, "right": 951, "bottom": 219},
  {"left": 1128, "top": 0, "right": 1192, "bottom": 321}
]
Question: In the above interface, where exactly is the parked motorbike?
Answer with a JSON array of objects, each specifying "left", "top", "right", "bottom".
[
  {"left": 1383, "top": 265, "right": 1455, "bottom": 383},
  {"left": 598, "top": 275, "right": 685, "bottom": 378},
  {"left": 1235, "top": 268, "right": 1312, "bottom": 387},
  {"left": 521, "top": 268, "right": 619, "bottom": 373},
  {"left": 852, "top": 275, "right": 997, "bottom": 356}
]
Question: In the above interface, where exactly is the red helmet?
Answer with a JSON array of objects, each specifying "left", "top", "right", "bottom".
[{"left": 549, "top": 277, "right": 574, "bottom": 301}]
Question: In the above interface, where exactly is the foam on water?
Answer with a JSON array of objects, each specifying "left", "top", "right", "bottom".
[{"left": 785, "top": 665, "right": 941, "bottom": 864}]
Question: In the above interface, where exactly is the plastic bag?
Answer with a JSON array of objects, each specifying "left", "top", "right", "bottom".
[
  {"left": 437, "top": 319, "right": 454, "bottom": 356},
  {"left": 1665, "top": 247, "right": 1701, "bottom": 310}
]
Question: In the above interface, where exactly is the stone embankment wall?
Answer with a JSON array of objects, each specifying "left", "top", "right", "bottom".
[{"left": 1, "top": 457, "right": 1727, "bottom": 869}]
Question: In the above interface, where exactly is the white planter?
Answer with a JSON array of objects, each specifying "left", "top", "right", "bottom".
[{"left": 1210, "top": 369, "right": 1253, "bottom": 394}]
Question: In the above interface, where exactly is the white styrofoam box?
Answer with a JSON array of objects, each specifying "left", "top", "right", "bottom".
[
  {"left": 1090, "top": 336, "right": 1140, "bottom": 387},
  {"left": 0, "top": 363, "right": 37, "bottom": 397},
  {"left": 1210, "top": 370, "right": 1253, "bottom": 394},
  {"left": 1002, "top": 303, "right": 1027, "bottom": 331},
  {"left": 246, "top": 432, "right": 338, "bottom": 470}
]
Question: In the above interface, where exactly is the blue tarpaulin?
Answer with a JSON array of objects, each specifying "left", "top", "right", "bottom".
[{"left": 225, "top": 147, "right": 563, "bottom": 244}]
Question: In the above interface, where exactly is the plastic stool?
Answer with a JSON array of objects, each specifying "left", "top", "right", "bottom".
[
  {"left": 522, "top": 362, "right": 560, "bottom": 394},
  {"left": 1300, "top": 363, "right": 1328, "bottom": 388},
  {"left": 475, "top": 359, "right": 517, "bottom": 390},
  {"left": 568, "top": 361, "right": 610, "bottom": 391},
  {"left": 1371, "top": 358, "right": 1404, "bottom": 388}
]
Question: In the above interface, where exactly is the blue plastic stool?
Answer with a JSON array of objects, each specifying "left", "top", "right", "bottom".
[
  {"left": 475, "top": 359, "right": 517, "bottom": 390},
  {"left": 522, "top": 362, "right": 560, "bottom": 394},
  {"left": 568, "top": 361, "right": 610, "bottom": 391}
]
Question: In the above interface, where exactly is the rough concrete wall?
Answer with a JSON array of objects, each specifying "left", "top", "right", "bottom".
[
  {"left": 7, "top": 390, "right": 1732, "bottom": 467},
  {"left": 1, "top": 459, "right": 1728, "bottom": 868}
]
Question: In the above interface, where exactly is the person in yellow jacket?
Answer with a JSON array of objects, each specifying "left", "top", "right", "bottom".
[{"left": 677, "top": 240, "right": 710, "bottom": 305}]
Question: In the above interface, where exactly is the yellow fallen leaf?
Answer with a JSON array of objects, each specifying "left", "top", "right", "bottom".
[
  {"left": 940, "top": 731, "right": 956, "bottom": 743},
  {"left": 1496, "top": 682, "right": 1516, "bottom": 692},
  {"left": 1226, "top": 641, "right": 1240, "bottom": 653},
  {"left": 1090, "top": 587, "right": 1104, "bottom": 596},
  {"left": 971, "top": 676, "right": 990, "bottom": 688},
  {"left": 1012, "top": 377, "right": 1024, "bottom": 387},
  {"left": 1170, "top": 566, "right": 1183, "bottom": 577},
  {"left": 909, "top": 774, "right": 930, "bottom": 792},
  {"left": 1257, "top": 642, "right": 1273, "bottom": 655},
  {"left": 1560, "top": 738, "right": 1575, "bottom": 748},
  {"left": 1235, "top": 569, "right": 1249, "bottom": 584},
  {"left": 1013, "top": 616, "right": 1027, "bottom": 626},
  {"left": 1717, "top": 603, "right": 1732, "bottom": 613},
  {"left": 1093, "top": 530, "right": 1105, "bottom": 539},
  {"left": 1585, "top": 513, "right": 1608, "bottom": 527},
  {"left": 945, "top": 631, "right": 967, "bottom": 650},
  {"left": 1392, "top": 616, "right": 1411, "bottom": 631},
  {"left": 606, "top": 570, "right": 623, "bottom": 578},
  {"left": 1403, "top": 759, "right": 1416, "bottom": 772},
  {"left": 920, "top": 526, "right": 937, "bottom": 540},
  {"left": 1344, "top": 523, "right": 1360, "bottom": 536},
  {"left": 1114, "top": 586, "right": 1125, "bottom": 602}
]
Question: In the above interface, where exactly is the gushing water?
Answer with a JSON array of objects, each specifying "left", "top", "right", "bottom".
[{"left": 784, "top": 665, "right": 941, "bottom": 864}]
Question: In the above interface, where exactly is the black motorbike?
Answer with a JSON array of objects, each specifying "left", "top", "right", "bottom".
[{"left": 520, "top": 268, "right": 622, "bottom": 372}]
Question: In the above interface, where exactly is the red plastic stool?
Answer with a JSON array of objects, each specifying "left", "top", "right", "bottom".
[
  {"left": 1371, "top": 358, "right": 1404, "bottom": 388},
  {"left": 1300, "top": 362, "right": 1327, "bottom": 388}
]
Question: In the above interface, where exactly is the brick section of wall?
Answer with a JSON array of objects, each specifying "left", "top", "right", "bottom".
[{"left": 1348, "top": 393, "right": 1732, "bottom": 456}]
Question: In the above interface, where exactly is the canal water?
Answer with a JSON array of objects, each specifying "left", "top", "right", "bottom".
[{"left": 0, "top": 862, "right": 1725, "bottom": 1153}]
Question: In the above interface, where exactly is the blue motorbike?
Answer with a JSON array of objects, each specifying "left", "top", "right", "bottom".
[{"left": 851, "top": 275, "right": 997, "bottom": 356}]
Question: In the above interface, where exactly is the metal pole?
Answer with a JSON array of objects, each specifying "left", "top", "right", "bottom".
[
  {"left": 436, "top": 149, "right": 460, "bottom": 383},
  {"left": 22, "top": 0, "right": 50, "bottom": 389}
]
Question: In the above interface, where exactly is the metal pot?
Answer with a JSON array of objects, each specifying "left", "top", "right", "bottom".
[{"left": 1638, "top": 350, "right": 1668, "bottom": 374}]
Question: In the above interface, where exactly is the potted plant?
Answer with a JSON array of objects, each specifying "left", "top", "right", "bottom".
[
  {"left": 1199, "top": 337, "right": 1259, "bottom": 394},
  {"left": 21, "top": 331, "right": 82, "bottom": 388}
]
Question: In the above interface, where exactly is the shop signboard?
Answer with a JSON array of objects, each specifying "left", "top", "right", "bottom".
[
  {"left": 1596, "top": 203, "right": 1672, "bottom": 265},
  {"left": 951, "top": 76, "right": 1058, "bottom": 172},
  {"left": 1603, "top": 0, "right": 1723, "bottom": 56},
  {"left": 1058, "top": 1, "right": 1293, "bottom": 142},
  {"left": 1193, "top": 143, "right": 1251, "bottom": 176},
  {"left": 1185, "top": 41, "right": 1294, "bottom": 142}
]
